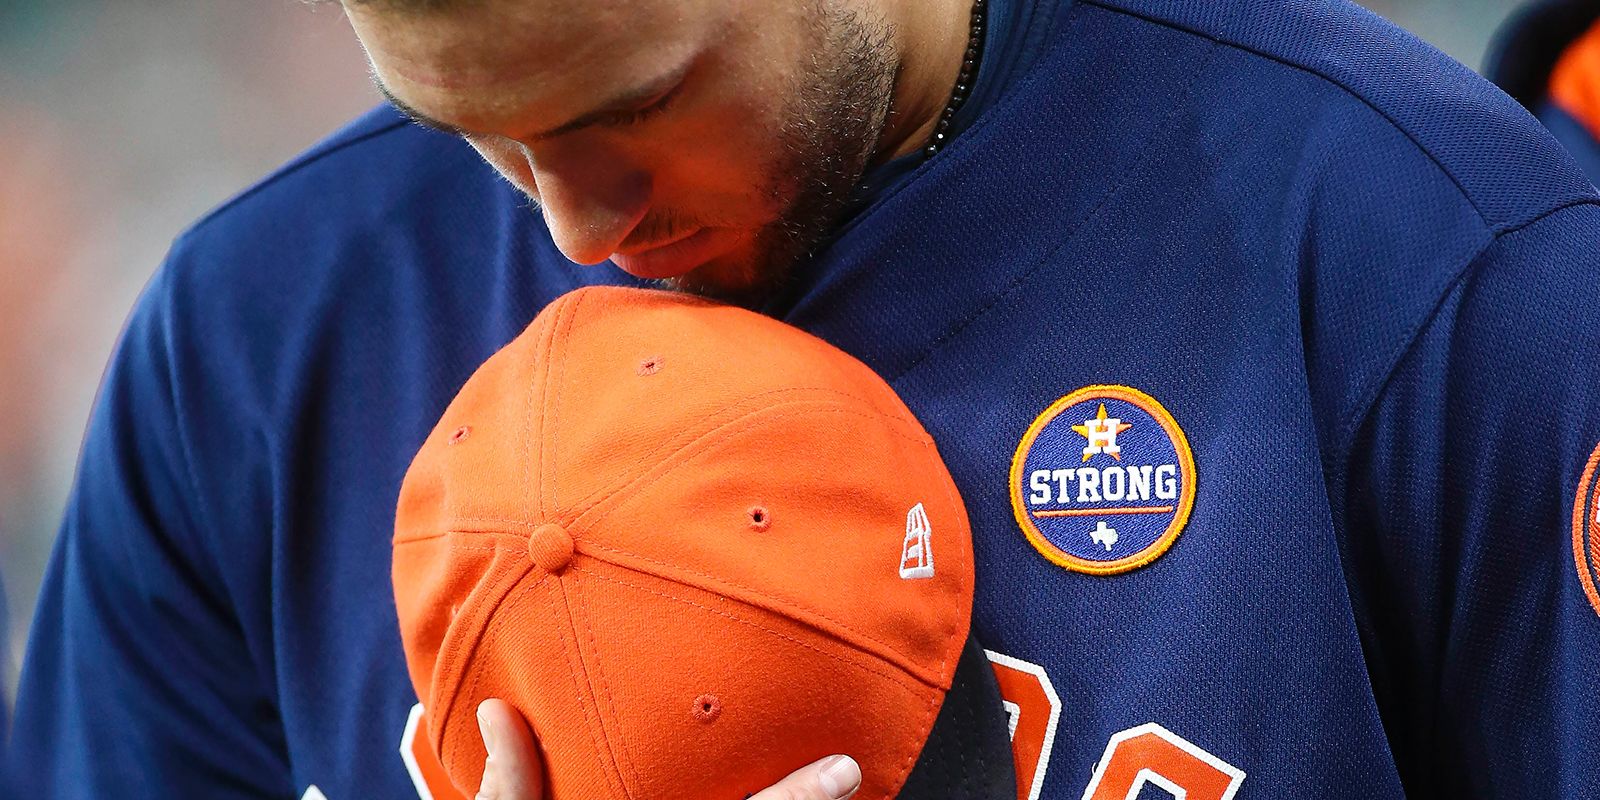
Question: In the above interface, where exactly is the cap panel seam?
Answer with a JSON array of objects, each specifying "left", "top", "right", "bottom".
[
  {"left": 569, "top": 572, "right": 650, "bottom": 794},
  {"left": 412, "top": 405, "right": 961, "bottom": 689},
  {"left": 548, "top": 574, "right": 637, "bottom": 799},
  {"left": 570, "top": 564, "right": 931, "bottom": 694},
  {"left": 570, "top": 402, "right": 932, "bottom": 528},
  {"left": 931, "top": 435, "right": 971, "bottom": 686},
  {"left": 467, "top": 570, "right": 631, "bottom": 798},
  {"left": 559, "top": 385, "right": 919, "bottom": 516},
  {"left": 430, "top": 548, "right": 539, "bottom": 778},
  {"left": 523, "top": 290, "right": 561, "bottom": 522},
  {"left": 545, "top": 286, "right": 589, "bottom": 516},
  {"left": 571, "top": 563, "right": 944, "bottom": 800},
  {"left": 570, "top": 405, "right": 949, "bottom": 684},
  {"left": 578, "top": 537, "right": 945, "bottom": 689},
  {"left": 395, "top": 529, "right": 531, "bottom": 545}
]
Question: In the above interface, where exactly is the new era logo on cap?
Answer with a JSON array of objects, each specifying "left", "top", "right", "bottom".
[{"left": 900, "top": 503, "right": 935, "bottom": 580}]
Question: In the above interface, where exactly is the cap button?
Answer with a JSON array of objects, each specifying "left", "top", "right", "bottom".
[{"left": 528, "top": 523, "right": 575, "bottom": 573}]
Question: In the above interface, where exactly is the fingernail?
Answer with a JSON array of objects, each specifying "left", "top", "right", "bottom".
[
  {"left": 478, "top": 709, "right": 498, "bottom": 761},
  {"left": 818, "top": 755, "right": 861, "bottom": 799}
]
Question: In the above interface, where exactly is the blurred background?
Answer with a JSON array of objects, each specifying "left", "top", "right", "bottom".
[{"left": 0, "top": 0, "right": 1554, "bottom": 705}]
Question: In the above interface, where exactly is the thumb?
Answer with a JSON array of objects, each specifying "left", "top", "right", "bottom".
[
  {"left": 750, "top": 755, "right": 862, "bottom": 800},
  {"left": 474, "top": 699, "right": 545, "bottom": 800}
]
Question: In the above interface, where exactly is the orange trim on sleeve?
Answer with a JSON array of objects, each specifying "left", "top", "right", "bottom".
[{"left": 1550, "top": 18, "right": 1600, "bottom": 141}]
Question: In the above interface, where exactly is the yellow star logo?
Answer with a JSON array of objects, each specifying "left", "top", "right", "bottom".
[{"left": 1071, "top": 403, "right": 1133, "bottom": 462}]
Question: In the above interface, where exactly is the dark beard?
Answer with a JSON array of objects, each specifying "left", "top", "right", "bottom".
[{"left": 665, "top": 1, "right": 897, "bottom": 307}]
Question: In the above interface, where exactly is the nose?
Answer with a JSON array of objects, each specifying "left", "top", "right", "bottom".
[{"left": 524, "top": 141, "right": 650, "bottom": 265}]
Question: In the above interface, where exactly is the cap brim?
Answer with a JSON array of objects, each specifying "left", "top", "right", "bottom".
[{"left": 897, "top": 631, "right": 1018, "bottom": 799}]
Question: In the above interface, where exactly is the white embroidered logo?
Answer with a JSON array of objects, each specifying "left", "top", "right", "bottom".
[
  {"left": 1075, "top": 403, "right": 1132, "bottom": 462},
  {"left": 899, "top": 503, "right": 935, "bottom": 579},
  {"left": 1090, "top": 521, "right": 1119, "bottom": 551}
]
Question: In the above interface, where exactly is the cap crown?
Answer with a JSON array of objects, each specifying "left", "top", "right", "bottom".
[{"left": 394, "top": 286, "right": 974, "bottom": 799}]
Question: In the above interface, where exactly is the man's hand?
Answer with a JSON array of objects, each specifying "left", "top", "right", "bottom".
[{"left": 473, "top": 698, "right": 863, "bottom": 800}]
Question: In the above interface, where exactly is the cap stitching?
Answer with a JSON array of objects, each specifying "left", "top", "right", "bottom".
[
  {"left": 397, "top": 526, "right": 541, "bottom": 545},
  {"left": 933, "top": 439, "right": 970, "bottom": 681},
  {"left": 547, "top": 287, "right": 588, "bottom": 516},
  {"left": 571, "top": 403, "right": 932, "bottom": 527},
  {"left": 431, "top": 556, "right": 541, "bottom": 782},
  {"left": 571, "top": 407, "right": 949, "bottom": 683},
  {"left": 570, "top": 573, "right": 650, "bottom": 793},
  {"left": 442, "top": 542, "right": 529, "bottom": 553},
  {"left": 550, "top": 573, "right": 639, "bottom": 799},
  {"left": 580, "top": 535, "right": 925, "bottom": 680},
  {"left": 423, "top": 399, "right": 928, "bottom": 544},
  {"left": 416, "top": 432, "right": 963, "bottom": 690},
  {"left": 453, "top": 566, "right": 630, "bottom": 798},
  {"left": 896, "top": 682, "right": 944, "bottom": 798},
  {"left": 560, "top": 385, "right": 920, "bottom": 515},
  {"left": 524, "top": 294, "right": 561, "bottom": 522},
  {"left": 571, "top": 565, "right": 927, "bottom": 694}
]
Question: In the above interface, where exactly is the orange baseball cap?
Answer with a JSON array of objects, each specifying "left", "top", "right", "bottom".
[{"left": 393, "top": 286, "right": 1015, "bottom": 799}]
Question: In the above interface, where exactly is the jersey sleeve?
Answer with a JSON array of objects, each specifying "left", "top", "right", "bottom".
[
  {"left": 1339, "top": 201, "right": 1600, "bottom": 797},
  {"left": 3, "top": 257, "right": 294, "bottom": 799}
]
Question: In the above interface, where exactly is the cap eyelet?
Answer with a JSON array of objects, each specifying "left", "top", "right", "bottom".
[
  {"left": 448, "top": 426, "right": 472, "bottom": 444},
  {"left": 692, "top": 693, "right": 722, "bottom": 723},
  {"left": 637, "top": 356, "right": 663, "bottom": 376},
  {"left": 747, "top": 506, "right": 771, "bottom": 532}
]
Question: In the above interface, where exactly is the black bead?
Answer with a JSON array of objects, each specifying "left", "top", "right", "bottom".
[{"left": 925, "top": 0, "right": 986, "bottom": 160}]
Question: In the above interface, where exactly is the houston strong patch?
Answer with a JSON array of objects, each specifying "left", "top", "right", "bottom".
[{"left": 1010, "top": 385, "right": 1195, "bottom": 575}]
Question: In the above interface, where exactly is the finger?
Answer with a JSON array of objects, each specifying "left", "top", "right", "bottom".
[
  {"left": 474, "top": 698, "right": 545, "bottom": 800},
  {"left": 749, "top": 754, "right": 862, "bottom": 800}
]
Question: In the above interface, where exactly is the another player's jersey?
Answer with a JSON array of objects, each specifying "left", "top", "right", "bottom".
[
  {"left": 9, "top": 1, "right": 1600, "bottom": 798},
  {"left": 1488, "top": 0, "right": 1600, "bottom": 183}
]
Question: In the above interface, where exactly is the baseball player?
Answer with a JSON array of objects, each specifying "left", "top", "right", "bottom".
[
  {"left": 1488, "top": 0, "right": 1600, "bottom": 184},
  {"left": 7, "top": 0, "right": 1600, "bottom": 798}
]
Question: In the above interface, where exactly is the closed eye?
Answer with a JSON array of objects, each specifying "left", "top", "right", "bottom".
[{"left": 608, "top": 81, "right": 685, "bottom": 127}]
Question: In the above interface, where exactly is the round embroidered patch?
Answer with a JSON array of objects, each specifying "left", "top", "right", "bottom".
[
  {"left": 1572, "top": 441, "right": 1600, "bottom": 618},
  {"left": 1009, "top": 385, "right": 1196, "bottom": 575}
]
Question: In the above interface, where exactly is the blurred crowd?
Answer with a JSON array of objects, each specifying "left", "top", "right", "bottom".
[{"left": 0, "top": 0, "right": 1556, "bottom": 704}]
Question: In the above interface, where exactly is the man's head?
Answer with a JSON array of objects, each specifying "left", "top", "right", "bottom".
[{"left": 343, "top": 0, "right": 907, "bottom": 304}]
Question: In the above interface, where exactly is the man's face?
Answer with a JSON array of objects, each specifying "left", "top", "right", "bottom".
[{"left": 347, "top": 0, "right": 896, "bottom": 303}]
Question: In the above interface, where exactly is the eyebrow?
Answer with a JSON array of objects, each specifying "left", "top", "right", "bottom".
[{"left": 374, "top": 64, "right": 690, "bottom": 143}]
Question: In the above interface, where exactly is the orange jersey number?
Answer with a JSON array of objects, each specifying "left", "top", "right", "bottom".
[{"left": 1081, "top": 723, "right": 1246, "bottom": 800}]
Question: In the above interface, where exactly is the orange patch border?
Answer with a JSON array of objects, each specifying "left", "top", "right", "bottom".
[
  {"left": 1571, "top": 441, "right": 1600, "bottom": 618},
  {"left": 1009, "top": 385, "right": 1196, "bottom": 576}
]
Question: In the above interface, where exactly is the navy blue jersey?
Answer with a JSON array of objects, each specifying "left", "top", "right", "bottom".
[
  {"left": 1, "top": 579, "right": 8, "bottom": 736},
  {"left": 1488, "top": 0, "right": 1600, "bottom": 183},
  {"left": 9, "top": 1, "right": 1600, "bottom": 798}
]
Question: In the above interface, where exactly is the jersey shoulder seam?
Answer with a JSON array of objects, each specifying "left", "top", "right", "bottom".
[
  {"left": 1077, "top": 0, "right": 1560, "bottom": 233},
  {"left": 1340, "top": 198, "right": 1600, "bottom": 455},
  {"left": 178, "top": 115, "right": 412, "bottom": 243}
]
